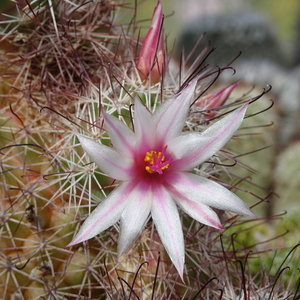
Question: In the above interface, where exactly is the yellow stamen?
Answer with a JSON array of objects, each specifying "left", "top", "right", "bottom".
[{"left": 144, "top": 150, "right": 170, "bottom": 174}]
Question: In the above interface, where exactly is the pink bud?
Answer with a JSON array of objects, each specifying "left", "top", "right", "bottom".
[
  {"left": 136, "top": 0, "right": 167, "bottom": 84},
  {"left": 197, "top": 83, "right": 239, "bottom": 117}
]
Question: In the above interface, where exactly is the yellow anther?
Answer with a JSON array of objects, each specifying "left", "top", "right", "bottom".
[
  {"left": 161, "top": 165, "right": 169, "bottom": 171},
  {"left": 144, "top": 151, "right": 154, "bottom": 163},
  {"left": 145, "top": 166, "right": 153, "bottom": 174},
  {"left": 144, "top": 150, "right": 170, "bottom": 174}
]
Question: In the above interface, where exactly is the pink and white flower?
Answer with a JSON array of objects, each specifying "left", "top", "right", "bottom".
[{"left": 66, "top": 78, "right": 255, "bottom": 280}]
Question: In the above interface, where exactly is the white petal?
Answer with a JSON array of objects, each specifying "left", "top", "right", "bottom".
[
  {"left": 168, "top": 133, "right": 211, "bottom": 160},
  {"left": 151, "top": 185, "right": 185, "bottom": 280},
  {"left": 167, "top": 172, "right": 255, "bottom": 217},
  {"left": 170, "top": 103, "right": 248, "bottom": 171},
  {"left": 134, "top": 100, "right": 157, "bottom": 150},
  {"left": 153, "top": 77, "right": 198, "bottom": 142},
  {"left": 168, "top": 182, "right": 223, "bottom": 229},
  {"left": 77, "top": 134, "right": 133, "bottom": 180},
  {"left": 102, "top": 110, "right": 136, "bottom": 157},
  {"left": 118, "top": 181, "right": 152, "bottom": 256},
  {"left": 66, "top": 181, "right": 138, "bottom": 247}
]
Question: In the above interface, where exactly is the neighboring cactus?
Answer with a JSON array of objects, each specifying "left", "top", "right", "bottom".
[{"left": 0, "top": 1, "right": 299, "bottom": 299}]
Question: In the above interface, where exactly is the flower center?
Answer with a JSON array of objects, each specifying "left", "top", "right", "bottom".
[{"left": 144, "top": 146, "right": 172, "bottom": 174}]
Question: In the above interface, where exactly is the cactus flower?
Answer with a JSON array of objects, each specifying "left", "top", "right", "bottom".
[
  {"left": 66, "top": 78, "right": 254, "bottom": 280},
  {"left": 136, "top": 0, "right": 167, "bottom": 84}
]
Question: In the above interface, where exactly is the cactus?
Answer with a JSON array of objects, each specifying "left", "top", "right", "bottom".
[{"left": 0, "top": 1, "right": 299, "bottom": 299}]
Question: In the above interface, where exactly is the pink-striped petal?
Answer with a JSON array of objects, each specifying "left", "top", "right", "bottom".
[
  {"left": 151, "top": 184, "right": 185, "bottom": 280},
  {"left": 134, "top": 100, "right": 157, "bottom": 150},
  {"left": 66, "top": 181, "right": 138, "bottom": 247},
  {"left": 77, "top": 134, "right": 133, "bottom": 180},
  {"left": 153, "top": 77, "right": 199, "bottom": 142},
  {"left": 167, "top": 172, "right": 255, "bottom": 217},
  {"left": 170, "top": 103, "right": 248, "bottom": 171},
  {"left": 167, "top": 133, "right": 211, "bottom": 160},
  {"left": 118, "top": 181, "right": 152, "bottom": 256},
  {"left": 102, "top": 110, "right": 136, "bottom": 157},
  {"left": 165, "top": 181, "right": 223, "bottom": 229}
]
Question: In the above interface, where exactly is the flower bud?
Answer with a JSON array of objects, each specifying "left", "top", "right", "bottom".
[
  {"left": 136, "top": 0, "right": 167, "bottom": 85},
  {"left": 197, "top": 83, "right": 239, "bottom": 117}
]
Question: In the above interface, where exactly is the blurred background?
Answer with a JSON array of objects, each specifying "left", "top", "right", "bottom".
[{"left": 127, "top": 0, "right": 300, "bottom": 51}]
